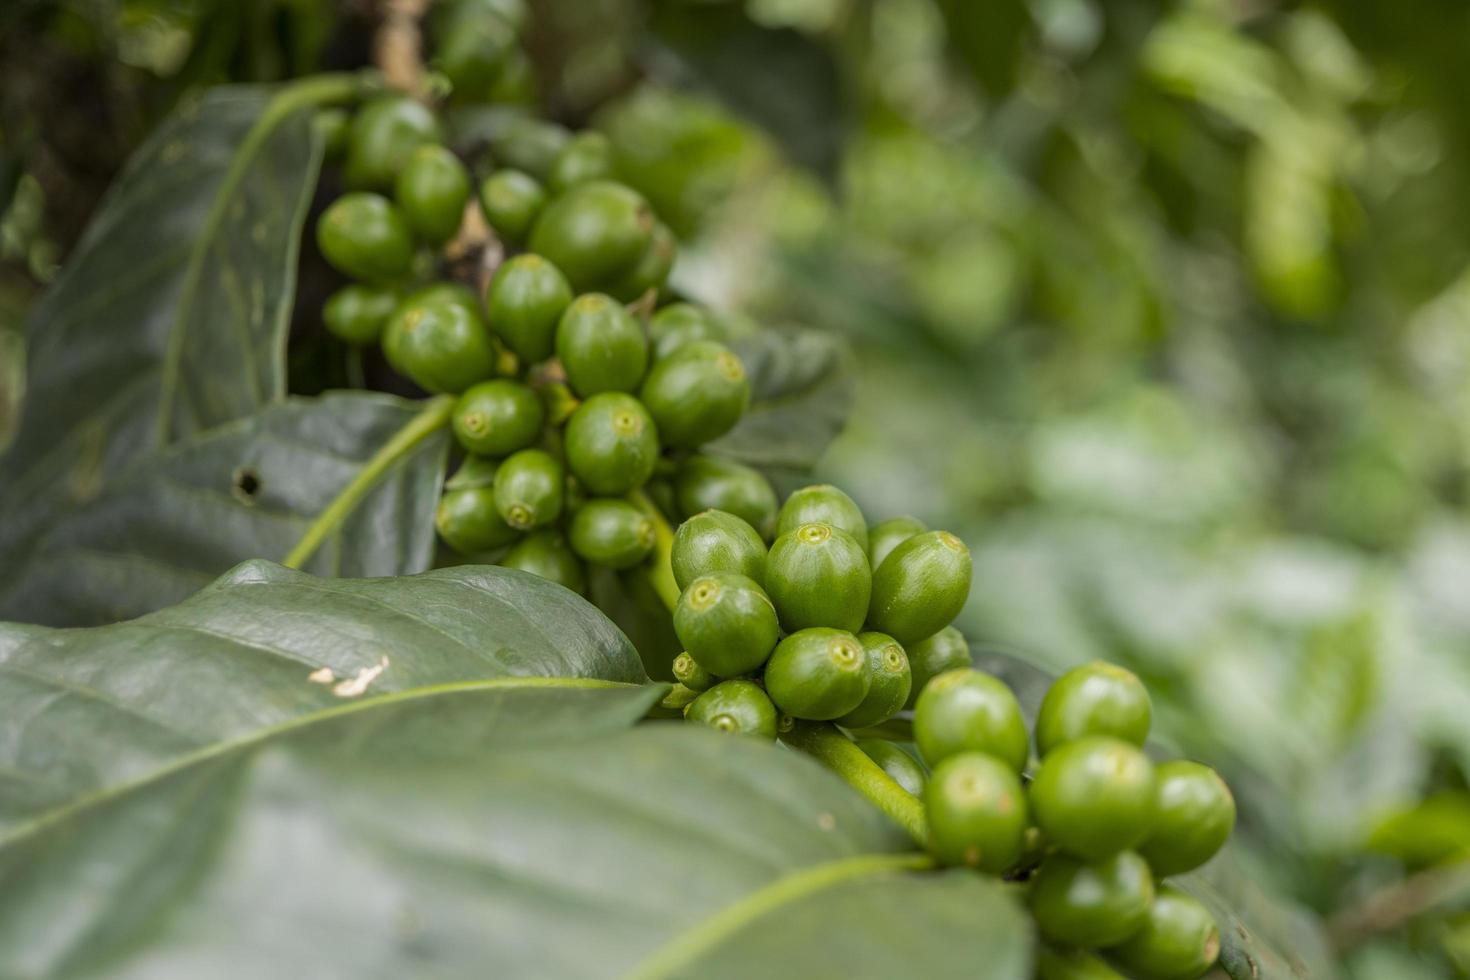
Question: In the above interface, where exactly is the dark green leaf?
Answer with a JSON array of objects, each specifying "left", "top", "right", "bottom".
[{"left": 0, "top": 393, "right": 448, "bottom": 626}]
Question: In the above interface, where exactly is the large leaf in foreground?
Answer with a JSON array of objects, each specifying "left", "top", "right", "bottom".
[
  {"left": 0, "top": 393, "right": 447, "bottom": 626},
  {"left": 1, "top": 84, "right": 325, "bottom": 593}
]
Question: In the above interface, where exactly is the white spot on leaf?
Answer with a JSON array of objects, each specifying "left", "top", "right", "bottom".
[
  {"left": 307, "top": 666, "right": 335, "bottom": 684},
  {"left": 333, "top": 657, "right": 389, "bottom": 698}
]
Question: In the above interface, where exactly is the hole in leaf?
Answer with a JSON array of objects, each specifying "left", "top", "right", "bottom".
[{"left": 231, "top": 467, "right": 262, "bottom": 505}]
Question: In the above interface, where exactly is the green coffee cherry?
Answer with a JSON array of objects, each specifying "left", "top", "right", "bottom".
[
  {"left": 608, "top": 221, "right": 676, "bottom": 302},
  {"left": 501, "top": 529, "right": 586, "bottom": 595},
  {"left": 649, "top": 302, "right": 724, "bottom": 360},
  {"left": 777, "top": 484, "right": 869, "bottom": 552},
  {"left": 487, "top": 254, "right": 574, "bottom": 364},
  {"left": 1035, "top": 949, "right": 1128, "bottom": 980},
  {"left": 479, "top": 169, "right": 547, "bottom": 244},
  {"left": 763, "top": 628, "right": 871, "bottom": 721},
  {"left": 1030, "top": 736, "right": 1157, "bottom": 860},
  {"left": 400, "top": 281, "right": 482, "bottom": 318},
  {"left": 563, "top": 392, "right": 660, "bottom": 495},
  {"left": 674, "top": 455, "right": 778, "bottom": 538},
  {"left": 547, "top": 131, "right": 616, "bottom": 193},
  {"left": 343, "top": 96, "right": 441, "bottom": 190},
  {"left": 856, "top": 740, "right": 927, "bottom": 796},
  {"left": 431, "top": 2, "right": 516, "bottom": 99},
  {"left": 685, "top": 679, "right": 778, "bottom": 739},
  {"left": 835, "top": 633, "right": 911, "bottom": 730},
  {"left": 323, "top": 284, "right": 400, "bottom": 345},
  {"left": 672, "top": 651, "right": 716, "bottom": 693},
  {"left": 1108, "top": 885, "right": 1220, "bottom": 980},
  {"left": 924, "top": 751, "right": 1028, "bottom": 872},
  {"left": 868, "top": 515, "right": 926, "bottom": 569},
  {"left": 673, "top": 573, "right": 780, "bottom": 677},
  {"left": 567, "top": 498, "right": 655, "bottom": 570},
  {"left": 452, "top": 379, "right": 543, "bottom": 456},
  {"left": 904, "top": 626, "right": 971, "bottom": 708},
  {"left": 436, "top": 485, "right": 519, "bottom": 555},
  {"left": 1138, "top": 761, "right": 1235, "bottom": 876},
  {"left": 317, "top": 193, "right": 415, "bottom": 282},
  {"left": 913, "top": 668, "right": 1029, "bottom": 773},
  {"left": 394, "top": 144, "right": 471, "bottom": 245},
  {"left": 867, "top": 530, "right": 972, "bottom": 645},
  {"left": 485, "top": 116, "right": 570, "bottom": 181},
  {"left": 492, "top": 448, "right": 564, "bottom": 531},
  {"left": 444, "top": 453, "right": 500, "bottom": 490},
  {"left": 764, "top": 523, "right": 871, "bottom": 633},
  {"left": 555, "top": 293, "right": 649, "bottom": 396},
  {"left": 639, "top": 340, "right": 750, "bottom": 448},
  {"left": 528, "top": 179, "right": 654, "bottom": 291},
  {"left": 1036, "top": 661, "right": 1152, "bottom": 756},
  {"left": 382, "top": 299, "right": 499, "bottom": 393},
  {"left": 1028, "top": 851, "right": 1155, "bottom": 948},
  {"left": 671, "top": 509, "right": 767, "bottom": 591}
]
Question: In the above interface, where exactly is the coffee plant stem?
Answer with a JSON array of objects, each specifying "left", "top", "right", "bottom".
[
  {"left": 629, "top": 488, "right": 681, "bottom": 612},
  {"left": 283, "top": 394, "right": 455, "bottom": 569},
  {"left": 780, "top": 722, "right": 928, "bottom": 847}
]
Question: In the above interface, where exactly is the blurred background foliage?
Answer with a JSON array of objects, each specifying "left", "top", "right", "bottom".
[{"left": 5, "top": 0, "right": 1470, "bottom": 974}]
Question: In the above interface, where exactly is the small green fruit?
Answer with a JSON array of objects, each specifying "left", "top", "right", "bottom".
[
  {"left": 903, "top": 626, "right": 971, "bottom": 708},
  {"left": 1030, "top": 736, "right": 1157, "bottom": 860},
  {"left": 436, "top": 485, "right": 519, "bottom": 555},
  {"left": 867, "top": 530, "right": 972, "bottom": 645},
  {"left": 492, "top": 448, "right": 564, "bottom": 531},
  {"left": 674, "top": 455, "right": 778, "bottom": 538},
  {"left": 868, "top": 515, "right": 926, "bottom": 569},
  {"left": 487, "top": 253, "right": 574, "bottom": 364},
  {"left": 317, "top": 193, "right": 415, "bottom": 282},
  {"left": 763, "top": 628, "right": 870, "bottom": 721},
  {"left": 547, "top": 131, "right": 617, "bottom": 193},
  {"left": 399, "top": 281, "right": 482, "bottom": 319},
  {"left": 343, "top": 96, "right": 440, "bottom": 190},
  {"left": 835, "top": 633, "right": 911, "bottom": 729},
  {"left": 649, "top": 302, "right": 724, "bottom": 359},
  {"left": 924, "top": 751, "right": 1028, "bottom": 872},
  {"left": 563, "top": 392, "right": 660, "bottom": 495},
  {"left": 639, "top": 340, "right": 750, "bottom": 448},
  {"left": 672, "top": 651, "right": 716, "bottom": 693},
  {"left": 1035, "top": 949, "right": 1128, "bottom": 980},
  {"left": 685, "top": 679, "right": 778, "bottom": 739},
  {"left": 500, "top": 529, "right": 585, "bottom": 595},
  {"left": 528, "top": 179, "right": 654, "bottom": 291},
  {"left": 479, "top": 169, "right": 547, "bottom": 244},
  {"left": 856, "top": 740, "right": 927, "bottom": 796},
  {"left": 1029, "top": 851, "right": 1155, "bottom": 948},
  {"left": 323, "top": 284, "right": 400, "bottom": 345},
  {"left": 394, "top": 144, "right": 471, "bottom": 244},
  {"left": 451, "top": 379, "right": 544, "bottom": 456},
  {"left": 567, "top": 498, "right": 655, "bottom": 570},
  {"left": 555, "top": 293, "right": 649, "bottom": 396},
  {"left": 485, "top": 116, "right": 570, "bottom": 182},
  {"left": 671, "top": 510, "right": 767, "bottom": 591},
  {"left": 431, "top": 2, "right": 516, "bottom": 99},
  {"left": 382, "top": 299, "right": 498, "bottom": 393},
  {"left": 607, "top": 221, "right": 676, "bottom": 302},
  {"left": 913, "top": 668, "right": 1029, "bottom": 773},
  {"left": 777, "top": 484, "right": 869, "bottom": 551},
  {"left": 1108, "top": 885, "right": 1220, "bottom": 980},
  {"left": 764, "top": 523, "right": 871, "bottom": 633},
  {"left": 1138, "top": 761, "right": 1235, "bottom": 876},
  {"left": 1036, "top": 660, "right": 1153, "bottom": 756},
  {"left": 673, "top": 573, "right": 780, "bottom": 678}
]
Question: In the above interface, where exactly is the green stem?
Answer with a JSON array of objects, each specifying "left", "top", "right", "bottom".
[
  {"left": 283, "top": 395, "right": 454, "bottom": 569},
  {"left": 780, "top": 723, "right": 928, "bottom": 847},
  {"left": 631, "top": 488, "right": 680, "bottom": 612}
]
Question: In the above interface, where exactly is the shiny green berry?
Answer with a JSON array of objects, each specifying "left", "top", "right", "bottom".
[
  {"left": 671, "top": 509, "right": 767, "bottom": 591},
  {"left": 436, "top": 485, "right": 519, "bottom": 555},
  {"left": 528, "top": 179, "right": 654, "bottom": 291},
  {"left": 903, "top": 626, "right": 971, "bottom": 708},
  {"left": 500, "top": 529, "right": 585, "bottom": 595},
  {"left": 1029, "top": 851, "right": 1155, "bottom": 948},
  {"left": 444, "top": 453, "right": 500, "bottom": 490},
  {"left": 868, "top": 515, "right": 926, "bottom": 569},
  {"left": 485, "top": 116, "right": 570, "bottom": 182},
  {"left": 867, "top": 530, "right": 972, "bottom": 645},
  {"left": 1036, "top": 661, "right": 1152, "bottom": 756},
  {"left": 563, "top": 392, "right": 660, "bottom": 495},
  {"left": 608, "top": 220, "right": 676, "bottom": 302},
  {"left": 835, "top": 633, "right": 911, "bottom": 730},
  {"left": 765, "top": 523, "right": 871, "bottom": 633},
  {"left": 547, "top": 131, "right": 617, "bottom": 193},
  {"left": 639, "top": 340, "right": 749, "bottom": 448},
  {"left": 924, "top": 751, "right": 1028, "bottom": 872},
  {"left": 567, "top": 498, "right": 655, "bottom": 570},
  {"left": 777, "top": 484, "right": 868, "bottom": 551},
  {"left": 323, "top": 283, "right": 400, "bottom": 345},
  {"left": 649, "top": 302, "right": 724, "bottom": 359},
  {"left": 399, "top": 281, "right": 482, "bottom": 319},
  {"left": 1030, "top": 736, "right": 1157, "bottom": 860},
  {"left": 452, "top": 379, "right": 543, "bottom": 456},
  {"left": 394, "top": 144, "right": 471, "bottom": 244},
  {"left": 913, "top": 668, "right": 1029, "bottom": 773},
  {"left": 1138, "top": 761, "right": 1235, "bottom": 876},
  {"left": 686, "top": 679, "right": 778, "bottom": 739},
  {"left": 1109, "top": 885, "right": 1220, "bottom": 980},
  {"left": 317, "top": 193, "right": 415, "bottom": 282},
  {"left": 492, "top": 448, "right": 564, "bottom": 531},
  {"left": 763, "top": 628, "right": 870, "bottom": 721},
  {"left": 674, "top": 455, "right": 778, "bottom": 538},
  {"left": 382, "top": 299, "right": 498, "bottom": 393},
  {"left": 487, "top": 253, "right": 574, "bottom": 364},
  {"left": 673, "top": 573, "right": 781, "bottom": 678},
  {"left": 857, "top": 740, "right": 927, "bottom": 796},
  {"left": 343, "top": 96, "right": 440, "bottom": 191},
  {"left": 479, "top": 169, "right": 547, "bottom": 244},
  {"left": 672, "top": 651, "right": 716, "bottom": 693},
  {"left": 555, "top": 293, "right": 649, "bottom": 396},
  {"left": 1035, "top": 949, "right": 1128, "bottom": 980},
  {"left": 431, "top": 3, "right": 516, "bottom": 99}
]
